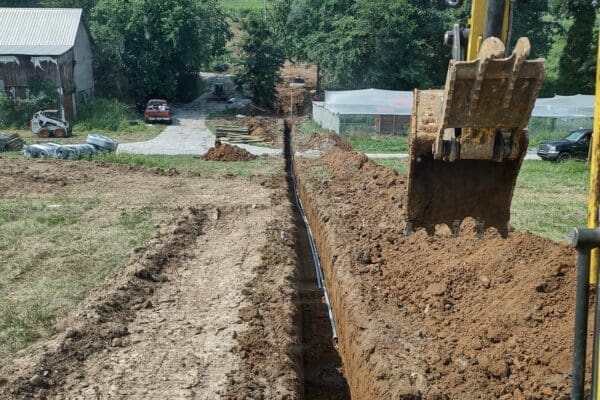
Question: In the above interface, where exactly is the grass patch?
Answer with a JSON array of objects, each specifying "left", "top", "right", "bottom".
[
  {"left": 74, "top": 98, "right": 145, "bottom": 132},
  {"left": 511, "top": 160, "right": 588, "bottom": 242},
  {"left": 94, "top": 153, "right": 281, "bottom": 177},
  {"left": 0, "top": 195, "right": 164, "bottom": 358},
  {"left": 348, "top": 135, "right": 408, "bottom": 153},
  {"left": 297, "top": 120, "right": 329, "bottom": 135},
  {"left": 374, "top": 158, "right": 588, "bottom": 242},
  {"left": 373, "top": 158, "right": 408, "bottom": 175}
]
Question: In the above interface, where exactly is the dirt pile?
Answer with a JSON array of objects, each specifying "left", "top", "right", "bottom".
[
  {"left": 295, "top": 139, "right": 579, "bottom": 399},
  {"left": 204, "top": 141, "right": 257, "bottom": 161}
]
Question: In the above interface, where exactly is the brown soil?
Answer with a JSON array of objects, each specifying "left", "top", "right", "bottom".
[
  {"left": 294, "top": 135, "right": 579, "bottom": 399},
  {"left": 203, "top": 141, "right": 257, "bottom": 161},
  {"left": 0, "top": 158, "right": 302, "bottom": 399}
]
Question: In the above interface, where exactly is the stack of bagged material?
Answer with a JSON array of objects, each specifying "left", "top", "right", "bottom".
[
  {"left": 23, "top": 134, "right": 119, "bottom": 160},
  {"left": 0, "top": 133, "right": 25, "bottom": 152}
]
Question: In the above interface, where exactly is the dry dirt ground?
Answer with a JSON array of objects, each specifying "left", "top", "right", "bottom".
[
  {"left": 0, "top": 158, "right": 301, "bottom": 399},
  {"left": 294, "top": 133, "right": 582, "bottom": 399}
]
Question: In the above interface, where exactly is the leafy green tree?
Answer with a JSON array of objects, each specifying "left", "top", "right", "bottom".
[
  {"left": 238, "top": 12, "right": 284, "bottom": 108},
  {"left": 271, "top": 0, "right": 453, "bottom": 90},
  {"left": 91, "top": 0, "right": 230, "bottom": 104},
  {"left": 554, "top": 0, "right": 597, "bottom": 94}
]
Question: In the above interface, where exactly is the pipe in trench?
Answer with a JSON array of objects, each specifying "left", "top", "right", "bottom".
[{"left": 285, "top": 121, "right": 338, "bottom": 345}]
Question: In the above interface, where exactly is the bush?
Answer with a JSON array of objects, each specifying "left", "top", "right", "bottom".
[
  {"left": 74, "top": 98, "right": 143, "bottom": 132},
  {"left": 0, "top": 79, "right": 59, "bottom": 128}
]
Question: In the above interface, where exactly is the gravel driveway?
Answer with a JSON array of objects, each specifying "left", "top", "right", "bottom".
[{"left": 117, "top": 101, "right": 281, "bottom": 157}]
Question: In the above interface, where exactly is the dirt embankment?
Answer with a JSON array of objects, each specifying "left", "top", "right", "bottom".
[{"left": 294, "top": 135, "right": 578, "bottom": 399}]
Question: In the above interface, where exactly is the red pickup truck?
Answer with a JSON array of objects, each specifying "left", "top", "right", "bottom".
[{"left": 144, "top": 99, "right": 173, "bottom": 124}]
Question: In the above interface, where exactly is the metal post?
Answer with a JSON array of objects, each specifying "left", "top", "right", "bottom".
[
  {"left": 588, "top": 32, "right": 600, "bottom": 285},
  {"left": 572, "top": 246, "right": 591, "bottom": 400},
  {"left": 571, "top": 228, "right": 600, "bottom": 399}
]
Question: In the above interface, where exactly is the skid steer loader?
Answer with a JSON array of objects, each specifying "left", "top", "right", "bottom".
[{"left": 405, "top": 0, "right": 545, "bottom": 237}]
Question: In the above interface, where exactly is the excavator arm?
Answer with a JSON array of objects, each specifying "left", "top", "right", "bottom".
[{"left": 405, "top": 0, "right": 545, "bottom": 237}]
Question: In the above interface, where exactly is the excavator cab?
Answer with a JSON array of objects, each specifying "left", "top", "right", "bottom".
[{"left": 405, "top": 0, "right": 545, "bottom": 237}]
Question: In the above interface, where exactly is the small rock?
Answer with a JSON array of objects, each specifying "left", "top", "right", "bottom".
[
  {"left": 480, "top": 276, "right": 491, "bottom": 288},
  {"left": 488, "top": 360, "right": 509, "bottom": 378}
]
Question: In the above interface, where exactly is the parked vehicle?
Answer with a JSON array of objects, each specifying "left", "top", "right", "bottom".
[
  {"left": 537, "top": 128, "right": 592, "bottom": 162},
  {"left": 144, "top": 99, "right": 172, "bottom": 124},
  {"left": 30, "top": 110, "right": 71, "bottom": 138}
]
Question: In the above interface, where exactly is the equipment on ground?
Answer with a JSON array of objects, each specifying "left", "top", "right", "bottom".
[
  {"left": 210, "top": 82, "right": 227, "bottom": 102},
  {"left": 30, "top": 110, "right": 71, "bottom": 138},
  {"left": 405, "top": 0, "right": 545, "bottom": 237}
]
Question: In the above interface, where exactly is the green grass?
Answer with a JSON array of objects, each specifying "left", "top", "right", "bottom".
[
  {"left": 373, "top": 158, "right": 408, "bottom": 175},
  {"left": 0, "top": 195, "right": 161, "bottom": 357},
  {"left": 374, "top": 158, "right": 589, "bottom": 243},
  {"left": 74, "top": 98, "right": 149, "bottom": 133},
  {"left": 348, "top": 135, "right": 408, "bottom": 153},
  {"left": 94, "top": 153, "right": 281, "bottom": 177},
  {"left": 511, "top": 160, "right": 588, "bottom": 242},
  {"left": 297, "top": 120, "right": 329, "bottom": 135}
]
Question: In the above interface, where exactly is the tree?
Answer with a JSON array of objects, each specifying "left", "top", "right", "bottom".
[
  {"left": 554, "top": 0, "right": 597, "bottom": 95},
  {"left": 271, "top": 0, "right": 454, "bottom": 91},
  {"left": 91, "top": 0, "right": 230, "bottom": 104},
  {"left": 238, "top": 12, "right": 284, "bottom": 108}
]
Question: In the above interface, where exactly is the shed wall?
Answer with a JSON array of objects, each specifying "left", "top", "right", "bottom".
[{"left": 73, "top": 22, "right": 93, "bottom": 103}]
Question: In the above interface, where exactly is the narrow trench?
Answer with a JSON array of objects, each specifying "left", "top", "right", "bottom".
[{"left": 284, "top": 121, "right": 351, "bottom": 399}]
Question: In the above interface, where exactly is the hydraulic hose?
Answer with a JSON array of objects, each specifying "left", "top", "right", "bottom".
[{"left": 484, "top": 0, "right": 506, "bottom": 39}]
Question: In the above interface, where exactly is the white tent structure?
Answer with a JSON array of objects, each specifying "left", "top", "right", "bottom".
[
  {"left": 313, "top": 90, "right": 595, "bottom": 135},
  {"left": 532, "top": 94, "right": 594, "bottom": 118},
  {"left": 313, "top": 89, "right": 413, "bottom": 134}
]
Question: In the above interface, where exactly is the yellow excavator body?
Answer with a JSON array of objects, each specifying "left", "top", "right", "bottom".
[{"left": 405, "top": 0, "right": 545, "bottom": 237}]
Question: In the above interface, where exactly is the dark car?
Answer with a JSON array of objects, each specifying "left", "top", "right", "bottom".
[
  {"left": 537, "top": 128, "right": 592, "bottom": 162},
  {"left": 144, "top": 99, "right": 173, "bottom": 124}
]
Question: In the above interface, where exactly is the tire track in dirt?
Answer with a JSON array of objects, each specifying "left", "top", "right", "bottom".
[
  {"left": 0, "top": 161, "right": 305, "bottom": 399},
  {"left": 58, "top": 207, "right": 264, "bottom": 398}
]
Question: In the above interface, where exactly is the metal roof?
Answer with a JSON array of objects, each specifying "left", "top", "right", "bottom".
[
  {"left": 0, "top": 8, "right": 83, "bottom": 56},
  {"left": 317, "top": 89, "right": 415, "bottom": 116}
]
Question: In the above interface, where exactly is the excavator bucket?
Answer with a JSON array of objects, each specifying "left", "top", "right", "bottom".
[{"left": 405, "top": 37, "right": 545, "bottom": 237}]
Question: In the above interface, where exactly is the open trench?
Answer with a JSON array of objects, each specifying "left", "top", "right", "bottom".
[{"left": 285, "top": 122, "right": 351, "bottom": 399}]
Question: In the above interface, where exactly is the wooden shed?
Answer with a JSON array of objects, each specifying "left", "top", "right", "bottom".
[{"left": 0, "top": 8, "right": 94, "bottom": 120}]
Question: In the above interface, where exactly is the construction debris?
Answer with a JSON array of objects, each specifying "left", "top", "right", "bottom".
[
  {"left": 215, "top": 124, "right": 268, "bottom": 145},
  {"left": 0, "top": 133, "right": 25, "bottom": 152}
]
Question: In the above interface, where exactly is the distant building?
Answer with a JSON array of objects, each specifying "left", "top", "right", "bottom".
[
  {"left": 0, "top": 8, "right": 94, "bottom": 120},
  {"left": 312, "top": 89, "right": 413, "bottom": 135}
]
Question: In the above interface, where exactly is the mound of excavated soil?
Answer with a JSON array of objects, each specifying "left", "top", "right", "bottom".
[
  {"left": 295, "top": 138, "right": 580, "bottom": 399},
  {"left": 204, "top": 142, "right": 257, "bottom": 161}
]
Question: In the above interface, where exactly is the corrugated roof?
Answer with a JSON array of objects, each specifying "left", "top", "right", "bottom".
[{"left": 0, "top": 8, "right": 83, "bottom": 56}]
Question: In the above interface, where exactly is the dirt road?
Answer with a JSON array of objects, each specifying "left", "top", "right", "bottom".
[{"left": 117, "top": 97, "right": 281, "bottom": 157}]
